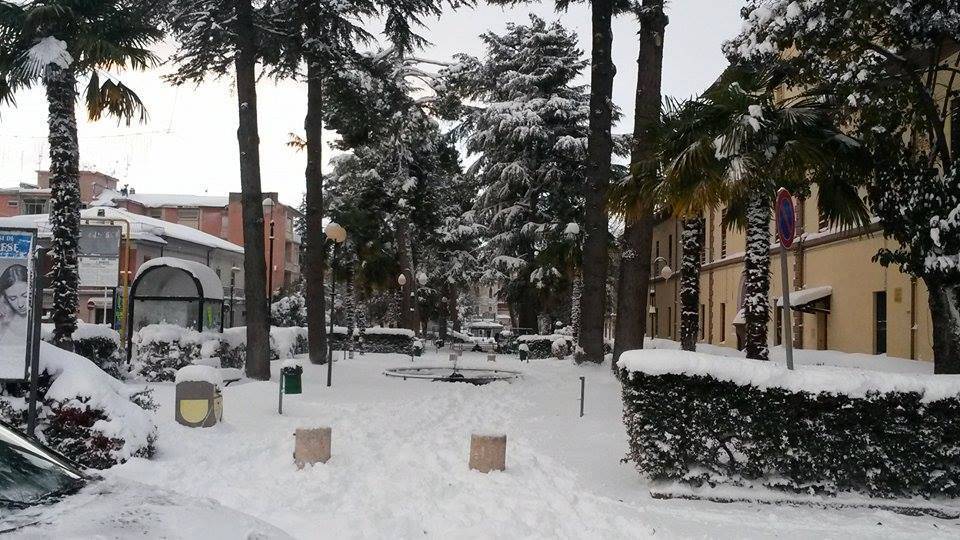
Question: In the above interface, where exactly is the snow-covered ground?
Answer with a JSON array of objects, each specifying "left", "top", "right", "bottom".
[{"left": 105, "top": 347, "right": 957, "bottom": 539}]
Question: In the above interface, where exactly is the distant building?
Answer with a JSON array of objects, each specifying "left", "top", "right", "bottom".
[
  {"left": 0, "top": 207, "right": 245, "bottom": 326},
  {"left": 84, "top": 177, "right": 301, "bottom": 296}
]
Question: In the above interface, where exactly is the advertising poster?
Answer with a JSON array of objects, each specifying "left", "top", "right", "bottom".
[{"left": 0, "top": 229, "right": 35, "bottom": 380}]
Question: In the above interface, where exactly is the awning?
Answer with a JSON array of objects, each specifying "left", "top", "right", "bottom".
[{"left": 776, "top": 285, "right": 832, "bottom": 312}]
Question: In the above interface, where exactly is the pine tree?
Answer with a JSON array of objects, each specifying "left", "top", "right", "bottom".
[
  {"left": 0, "top": 1, "right": 164, "bottom": 350},
  {"left": 728, "top": 0, "right": 960, "bottom": 373},
  {"left": 445, "top": 15, "right": 589, "bottom": 334},
  {"left": 611, "top": 0, "right": 668, "bottom": 367},
  {"left": 166, "top": 0, "right": 276, "bottom": 379}
]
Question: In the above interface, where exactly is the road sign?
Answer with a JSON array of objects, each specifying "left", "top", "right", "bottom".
[{"left": 776, "top": 188, "right": 796, "bottom": 249}]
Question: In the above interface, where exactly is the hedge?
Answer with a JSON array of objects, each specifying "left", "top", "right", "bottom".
[
  {"left": 42, "top": 322, "right": 125, "bottom": 380},
  {"left": 618, "top": 349, "right": 960, "bottom": 499},
  {"left": 516, "top": 334, "right": 574, "bottom": 359}
]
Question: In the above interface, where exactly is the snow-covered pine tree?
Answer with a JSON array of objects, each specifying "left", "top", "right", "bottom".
[
  {"left": 444, "top": 15, "right": 589, "bottom": 334},
  {"left": 166, "top": 0, "right": 276, "bottom": 379},
  {"left": 727, "top": 0, "right": 960, "bottom": 373},
  {"left": 679, "top": 217, "right": 703, "bottom": 352},
  {"left": 0, "top": 2, "right": 165, "bottom": 350}
]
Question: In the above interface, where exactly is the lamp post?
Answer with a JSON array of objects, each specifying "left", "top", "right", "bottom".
[
  {"left": 262, "top": 198, "right": 276, "bottom": 303},
  {"left": 229, "top": 266, "right": 239, "bottom": 328},
  {"left": 397, "top": 273, "right": 407, "bottom": 329},
  {"left": 652, "top": 256, "right": 673, "bottom": 280},
  {"left": 325, "top": 222, "right": 347, "bottom": 387}
]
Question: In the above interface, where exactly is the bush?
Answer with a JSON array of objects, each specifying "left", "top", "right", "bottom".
[
  {"left": 270, "top": 292, "right": 307, "bottom": 327},
  {"left": 516, "top": 334, "right": 574, "bottom": 359},
  {"left": 330, "top": 327, "right": 416, "bottom": 354},
  {"left": 618, "top": 349, "right": 960, "bottom": 499},
  {"left": 131, "top": 324, "right": 218, "bottom": 382},
  {"left": 0, "top": 343, "right": 157, "bottom": 470},
  {"left": 42, "top": 322, "right": 125, "bottom": 380}
]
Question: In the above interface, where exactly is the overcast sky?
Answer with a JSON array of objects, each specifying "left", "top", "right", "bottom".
[{"left": 0, "top": 1, "right": 745, "bottom": 207}]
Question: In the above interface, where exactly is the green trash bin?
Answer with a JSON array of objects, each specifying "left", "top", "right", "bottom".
[{"left": 282, "top": 365, "right": 303, "bottom": 395}]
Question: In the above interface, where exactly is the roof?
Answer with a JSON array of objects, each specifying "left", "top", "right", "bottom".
[
  {"left": 0, "top": 207, "right": 243, "bottom": 254},
  {"left": 776, "top": 286, "right": 833, "bottom": 307},
  {"left": 92, "top": 188, "right": 228, "bottom": 209},
  {"left": 136, "top": 257, "right": 224, "bottom": 300}
]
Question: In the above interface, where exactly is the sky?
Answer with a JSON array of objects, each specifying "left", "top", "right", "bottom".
[{"left": 0, "top": 1, "right": 746, "bottom": 207}]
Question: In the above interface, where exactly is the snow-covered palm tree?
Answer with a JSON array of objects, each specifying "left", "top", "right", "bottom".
[
  {"left": 0, "top": 1, "right": 163, "bottom": 349},
  {"left": 628, "top": 66, "right": 870, "bottom": 360}
]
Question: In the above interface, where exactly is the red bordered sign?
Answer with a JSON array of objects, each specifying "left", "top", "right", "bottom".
[{"left": 776, "top": 188, "right": 796, "bottom": 249}]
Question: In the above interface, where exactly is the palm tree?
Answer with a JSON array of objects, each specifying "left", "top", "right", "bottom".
[
  {"left": 0, "top": 1, "right": 163, "bottom": 350},
  {"left": 631, "top": 66, "right": 870, "bottom": 360}
]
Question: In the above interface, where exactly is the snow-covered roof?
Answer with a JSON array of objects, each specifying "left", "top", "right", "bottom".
[
  {"left": 0, "top": 207, "right": 243, "bottom": 254},
  {"left": 465, "top": 320, "right": 504, "bottom": 329},
  {"left": 776, "top": 286, "right": 832, "bottom": 307},
  {"left": 92, "top": 187, "right": 228, "bottom": 209},
  {"left": 135, "top": 257, "right": 224, "bottom": 300}
]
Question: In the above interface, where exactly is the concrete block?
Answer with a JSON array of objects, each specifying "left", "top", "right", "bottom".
[
  {"left": 469, "top": 433, "right": 506, "bottom": 473},
  {"left": 294, "top": 427, "right": 332, "bottom": 468}
]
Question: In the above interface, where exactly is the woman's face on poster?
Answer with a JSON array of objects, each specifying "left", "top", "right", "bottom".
[{"left": 5, "top": 281, "right": 29, "bottom": 316}]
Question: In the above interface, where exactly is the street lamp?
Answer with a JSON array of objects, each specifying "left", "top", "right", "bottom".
[
  {"left": 325, "top": 222, "right": 347, "bottom": 387},
  {"left": 396, "top": 273, "right": 407, "bottom": 329},
  {"left": 262, "top": 198, "right": 276, "bottom": 302},
  {"left": 229, "top": 266, "right": 239, "bottom": 328},
  {"left": 653, "top": 256, "right": 673, "bottom": 280}
]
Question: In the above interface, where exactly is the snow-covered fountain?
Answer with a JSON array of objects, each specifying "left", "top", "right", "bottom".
[{"left": 383, "top": 352, "right": 520, "bottom": 385}]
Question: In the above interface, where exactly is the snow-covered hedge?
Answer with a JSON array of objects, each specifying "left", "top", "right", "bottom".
[
  {"left": 131, "top": 324, "right": 220, "bottom": 382},
  {"left": 0, "top": 343, "right": 157, "bottom": 470},
  {"left": 516, "top": 334, "right": 574, "bottom": 359},
  {"left": 618, "top": 349, "right": 960, "bottom": 498},
  {"left": 42, "top": 322, "right": 125, "bottom": 380},
  {"left": 270, "top": 292, "right": 306, "bottom": 327},
  {"left": 328, "top": 326, "right": 416, "bottom": 354}
]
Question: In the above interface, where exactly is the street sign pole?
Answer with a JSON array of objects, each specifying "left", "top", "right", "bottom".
[{"left": 776, "top": 188, "right": 796, "bottom": 371}]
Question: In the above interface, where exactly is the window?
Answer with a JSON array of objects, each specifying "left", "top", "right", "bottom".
[
  {"left": 7, "top": 200, "right": 18, "bottom": 207},
  {"left": 952, "top": 97, "right": 959, "bottom": 160},
  {"left": 720, "top": 225, "right": 727, "bottom": 258},
  {"left": 720, "top": 303, "right": 726, "bottom": 342},
  {"left": 817, "top": 197, "right": 829, "bottom": 231},
  {"left": 874, "top": 291, "right": 887, "bottom": 354},
  {"left": 700, "top": 238, "right": 706, "bottom": 265},
  {"left": 667, "top": 306, "right": 672, "bottom": 339},
  {"left": 668, "top": 234, "right": 673, "bottom": 268},
  {"left": 655, "top": 240, "right": 660, "bottom": 259},
  {"left": 178, "top": 208, "right": 200, "bottom": 229},
  {"left": 775, "top": 305, "right": 782, "bottom": 345},
  {"left": 22, "top": 199, "right": 46, "bottom": 214},
  {"left": 148, "top": 208, "right": 163, "bottom": 219}
]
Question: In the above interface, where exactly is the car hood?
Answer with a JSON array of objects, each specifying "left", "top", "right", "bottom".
[{"left": 1, "top": 477, "right": 292, "bottom": 539}]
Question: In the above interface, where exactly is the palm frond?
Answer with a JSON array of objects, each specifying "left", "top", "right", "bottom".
[{"left": 84, "top": 75, "right": 147, "bottom": 125}]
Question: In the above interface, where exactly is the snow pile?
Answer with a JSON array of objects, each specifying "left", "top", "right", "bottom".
[
  {"left": 0, "top": 342, "right": 158, "bottom": 469},
  {"left": 174, "top": 365, "right": 223, "bottom": 387},
  {"left": 618, "top": 349, "right": 960, "bottom": 402}
]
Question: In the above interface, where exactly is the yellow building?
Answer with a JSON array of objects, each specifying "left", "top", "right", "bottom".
[{"left": 642, "top": 41, "right": 960, "bottom": 364}]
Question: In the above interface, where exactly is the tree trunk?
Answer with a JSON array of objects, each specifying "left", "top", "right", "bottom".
[
  {"left": 577, "top": 0, "right": 617, "bottom": 364},
  {"left": 450, "top": 291, "right": 460, "bottom": 332},
  {"left": 612, "top": 0, "right": 667, "bottom": 368},
  {"left": 743, "top": 190, "right": 771, "bottom": 361},
  {"left": 304, "top": 58, "right": 327, "bottom": 364},
  {"left": 925, "top": 277, "right": 960, "bottom": 374},
  {"left": 345, "top": 262, "right": 355, "bottom": 355},
  {"left": 396, "top": 219, "right": 418, "bottom": 332},
  {"left": 679, "top": 217, "right": 704, "bottom": 351},
  {"left": 44, "top": 65, "right": 80, "bottom": 351},
  {"left": 234, "top": 0, "right": 270, "bottom": 380},
  {"left": 570, "top": 271, "right": 582, "bottom": 340}
]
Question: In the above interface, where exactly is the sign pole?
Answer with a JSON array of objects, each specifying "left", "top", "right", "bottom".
[
  {"left": 27, "top": 248, "right": 46, "bottom": 436},
  {"left": 775, "top": 188, "right": 796, "bottom": 371}
]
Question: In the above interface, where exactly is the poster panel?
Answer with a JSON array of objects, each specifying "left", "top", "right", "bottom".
[{"left": 0, "top": 229, "right": 35, "bottom": 380}]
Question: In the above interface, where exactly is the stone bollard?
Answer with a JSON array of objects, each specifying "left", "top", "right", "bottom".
[
  {"left": 294, "top": 427, "right": 331, "bottom": 469},
  {"left": 469, "top": 433, "right": 506, "bottom": 473},
  {"left": 487, "top": 354, "right": 496, "bottom": 363}
]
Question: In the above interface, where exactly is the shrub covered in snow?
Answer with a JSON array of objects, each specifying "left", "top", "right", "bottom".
[
  {"left": 131, "top": 324, "right": 219, "bottom": 382},
  {"left": 618, "top": 349, "right": 960, "bottom": 498},
  {"left": 0, "top": 343, "right": 157, "bottom": 470},
  {"left": 270, "top": 292, "right": 307, "bottom": 327},
  {"left": 42, "top": 322, "right": 125, "bottom": 380},
  {"left": 517, "top": 334, "right": 574, "bottom": 359},
  {"left": 328, "top": 326, "right": 416, "bottom": 354}
]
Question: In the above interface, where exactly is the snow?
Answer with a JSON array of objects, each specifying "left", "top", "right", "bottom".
[
  {"left": 563, "top": 222, "right": 580, "bottom": 237},
  {"left": 0, "top": 207, "right": 243, "bottom": 254},
  {"left": 105, "top": 349, "right": 958, "bottom": 538},
  {"left": 21, "top": 37, "right": 73, "bottom": 79},
  {"left": 41, "top": 321, "right": 120, "bottom": 345},
  {"left": 516, "top": 333, "right": 573, "bottom": 342},
  {"left": 617, "top": 348, "right": 960, "bottom": 402},
  {"left": 92, "top": 188, "right": 229, "bottom": 209},
  {"left": 775, "top": 285, "right": 832, "bottom": 306},
  {"left": 174, "top": 365, "right": 223, "bottom": 387},
  {"left": 38, "top": 342, "right": 156, "bottom": 462},
  {"left": 136, "top": 257, "right": 224, "bottom": 300}
]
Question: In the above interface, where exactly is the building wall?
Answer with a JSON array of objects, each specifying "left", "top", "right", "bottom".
[
  {"left": 648, "top": 191, "right": 936, "bottom": 363},
  {"left": 37, "top": 170, "right": 117, "bottom": 205}
]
